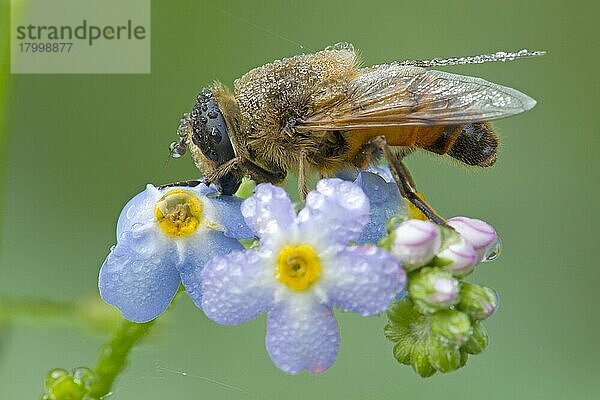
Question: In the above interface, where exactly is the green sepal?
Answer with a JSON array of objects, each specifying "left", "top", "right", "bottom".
[
  {"left": 378, "top": 234, "right": 393, "bottom": 251},
  {"left": 385, "top": 214, "right": 408, "bottom": 234},
  {"left": 384, "top": 299, "right": 422, "bottom": 343},
  {"left": 437, "top": 225, "right": 461, "bottom": 253},
  {"left": 463, "top": 321, "right": 489, "bottom": 354},
  {"left": 411, "top": 343, "right": 436, "bottom": 377},
  {"left": 386, "top": 298, "right": 420, "bottom": 325},
  {"left": 385, "top": 299, "right": 428, "bottom": 368},
  {"left": 430, "top": 256, "right": 453, "bottom": 268},
  {"left": 393, "top": 339, "right": 413, "bottom": 365},
  {"left": 459, "top": 349, "right": 469, "bottom": 368},
  {"left": 384, "top": 322, "right": 408, "bottom": 343},
  {"left": 426, "top": 336, "right": 462, "bottom": 373}
]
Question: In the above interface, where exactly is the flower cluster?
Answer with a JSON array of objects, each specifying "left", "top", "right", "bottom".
[
  {"left": 98, "top": 168, "right": 501, "bottom": 376},
  {"left": 382, "top": 217, "right": 500, "bottom": 376}
]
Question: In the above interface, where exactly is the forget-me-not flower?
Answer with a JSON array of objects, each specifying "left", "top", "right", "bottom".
[
  {"left": 197, "top": 179, "right": 406, "bottom": 374},
  {"left": 99, "top": 182, "right": 253, "bottom": 323}
]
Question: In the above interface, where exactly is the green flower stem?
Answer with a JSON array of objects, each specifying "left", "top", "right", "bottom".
[
  {"left": 89, "top": 287, "right": 183, "bottom": 399},
  {"left": 89, "top": 318, "right": 156, "bottom": 399},
  {"left": 0, "top": 298, "right": 77, "bottom": 326},
  {"left": 0, "top": 295, "right": 120, "bottom": 333}
]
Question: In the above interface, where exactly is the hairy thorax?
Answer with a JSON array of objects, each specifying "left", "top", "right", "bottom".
[{"left": 232, "top": 49, "right": 359, "bottom": 175}]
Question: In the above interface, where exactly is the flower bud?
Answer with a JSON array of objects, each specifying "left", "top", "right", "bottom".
[
  {"left": 44, "top": 373, "right": 86, "bottom": 400},
  {"left": 463, "top": 321, "right": 489, "bottom": 354},
  {"left": 458, "top": 283, "right": 499, "bottom": 320},
  {"left": 72, "top": 367, "right": 97, "bottom": 389},
  {"left": 409, "top": 267, "right": 459, "bottom": 313},
  {"left": 391, "top": 220, "right": 441, "bottom": 269},
  {"left": 448, "top": 217, "right": 498, "bottom": 262},
  {"left": 426, "top": 337, "right": 461, "bottom": 373},
  {"left": 436, "top": 237, "right": 478, "bottom": 277},
  {"left": 44, "top": 368, "right": 69, "bottom": 391},
  {"left": 411, "top": 343, "right": 436, "bottom": 377},
  {"left": 429, "top": 310, "right": 472, "bottom": 346}
]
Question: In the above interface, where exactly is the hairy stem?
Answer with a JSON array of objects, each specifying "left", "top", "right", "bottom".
[{"left": 89, "top": 318, "right": 156, "bottom": 399}]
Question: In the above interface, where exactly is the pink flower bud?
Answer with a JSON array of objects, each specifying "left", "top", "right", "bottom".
[
  {"left": 437, "top": 237, "right": 478, "bottom": 277},
  {"left": 391, "top": 220, "right": 441, "bottom": 268},
  {"left": 448, "top": 217, "right": 498, "bottom": 262}
]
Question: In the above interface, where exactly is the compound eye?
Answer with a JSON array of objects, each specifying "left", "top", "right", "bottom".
[{"left": 190, "top": 89, "right": 236, "bottom": 165}]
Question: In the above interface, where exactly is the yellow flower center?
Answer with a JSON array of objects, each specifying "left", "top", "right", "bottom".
[
  {"left": 276, "top": 244, "right": 321, "bottom": 291},
  {"left": 154, "top": 189, "right": 203, "bottom": 237}
]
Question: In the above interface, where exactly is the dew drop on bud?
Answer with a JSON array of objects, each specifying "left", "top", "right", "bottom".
[{"left": 482, "top": 238, "right": 502, "bottom": 262}]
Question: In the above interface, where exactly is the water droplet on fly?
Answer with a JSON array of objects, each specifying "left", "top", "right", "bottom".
[
  {"left": 482, "top": 238, "right": 502, "bottom": 262},
  {"left": 169, "top": 141, "right": 185, "bottom": 158}
]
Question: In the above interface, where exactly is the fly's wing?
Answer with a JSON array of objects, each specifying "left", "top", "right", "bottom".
[{"left": 295, "top": 64, "right": 536, "bottom": 131}]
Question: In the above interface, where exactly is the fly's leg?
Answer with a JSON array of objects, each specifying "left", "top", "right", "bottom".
[
  {"left": 242, "top": 159, "right": 286, "bottom": 184},
  {"left": 157, "top": 179, "right": 203, "bottom": 189},
  {"left": 297, "top": 154, "right": 309, "bottom": 201},
  {"left": 203, "top": 157, "right": 243, "bottom": 184},
  {"left": 368, "top": 136, "right": 449, "bottom": 226}
]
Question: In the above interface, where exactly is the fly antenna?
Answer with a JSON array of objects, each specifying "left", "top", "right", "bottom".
[{"left": 398, "top": 49, "right": 546, "bottom": 67}]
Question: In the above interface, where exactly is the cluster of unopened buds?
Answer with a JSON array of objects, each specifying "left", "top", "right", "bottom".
[
  {"left": 96, "top": 167, "right": 501, "bottom": 375},
  {"left": 381, "top": 216, "right": 500, "bottom": 376}
]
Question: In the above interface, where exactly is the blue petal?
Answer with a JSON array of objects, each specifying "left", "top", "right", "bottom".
[
  {"left": 192, "top": 180, "right": 219, "bottom": 196},
  {"left": 116, "top": 185, "right": 159, "bottom": 239},
  {"left": 354, "top": 170, "right": 403, "bottom": 244},
  {"left": 199, "top": 248, "right": 275, "bottom": 324},
  {"left": 320, "top": 246, "right": 406, "bottom": 316},
  {"left": 208, "top": 195, "right": 255, "bottom": 239},
  {"left": 266, "top": 298, "right": 339, "bottom": 374},
  {"left": 298, "top": 178, "right": 370, "bottom": 246},
  {"left": 178, "top": 230, "right": 248, "bottom": 310},
  {"left": 99, "top": 228, "right": 180, "bottom": 323},
  {"left": 241, "top": 184, "right": 297, "bottom": 239}
]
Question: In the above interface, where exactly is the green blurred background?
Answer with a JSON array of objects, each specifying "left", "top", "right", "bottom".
[{"left": 1, "top": 0, "right": 598, "bottom": 398}]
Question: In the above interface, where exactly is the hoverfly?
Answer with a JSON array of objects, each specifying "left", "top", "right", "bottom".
[{"left": 168, "top": 43, "right": 543, "bottom": 224}]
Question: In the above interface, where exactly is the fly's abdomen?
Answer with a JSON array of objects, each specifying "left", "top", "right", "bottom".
[{"left": 422, "top": 123, "right": 499, "bottom": 167}]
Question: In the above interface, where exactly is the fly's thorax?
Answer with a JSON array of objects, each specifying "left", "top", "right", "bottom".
[{"left": 230, "top": 49, "right": 358, "bottom": 175}]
